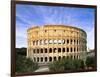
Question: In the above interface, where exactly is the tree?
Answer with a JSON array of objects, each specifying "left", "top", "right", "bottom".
[
  {"left": 73, "top": 59, "right": 84, "bottom": 69},
  {"left": 16, "top": 48, "right": 26, "bottom": 56},
  {"left": 49, "top": 60, "right": 65, "bottom": 72},
  {"left": 48, "top": 58, "right": 85, "bottom": 72},
  {"left": 16, "top": 53, "right": 38, "bottom": 73},
  {"left": 86, "top": 56, "right": 95, "bottom": 68},
  {"left": 64, "top": 58, "right": 75, "bottom": 70}
]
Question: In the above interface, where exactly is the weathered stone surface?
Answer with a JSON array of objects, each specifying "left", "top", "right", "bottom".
[{"left": 27, "top": 25, "right": 87, "bottom": 65}]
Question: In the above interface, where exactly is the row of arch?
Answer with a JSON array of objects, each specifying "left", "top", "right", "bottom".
[
  {"left": 32, "top": 39, "right": 86, "bottom": 45},
  {"left": 33, "top": 55, "right": 80, "bottom": 62},
  {"left": 33, "top": 47, "right": 86, "bottom": 54}
]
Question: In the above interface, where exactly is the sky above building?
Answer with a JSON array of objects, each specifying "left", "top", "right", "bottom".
[{"left": 16, "top": 4, "right": 95, "bottom": 49}]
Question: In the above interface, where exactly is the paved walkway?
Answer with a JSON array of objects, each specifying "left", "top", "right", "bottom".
[{"left": 35, "top": 66, "right": 49, "bottom": 72}]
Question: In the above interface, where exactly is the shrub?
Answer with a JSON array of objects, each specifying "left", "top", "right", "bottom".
[
  {"left": 49, "top": 60, "right": 65, "bottom": 72},
  {"left": 16, "top": 54, "right": 38, "bottom": 73},
  {"left": 86, "top": 56, "right": 95, "bottom": 68},
  {"left": 49, "top": 58, "right": 85, "bottom": 71}
]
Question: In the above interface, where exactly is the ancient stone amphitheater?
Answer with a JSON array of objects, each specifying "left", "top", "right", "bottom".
[{"left": 27, "top": 25, "right": 87, "bottom": 66}]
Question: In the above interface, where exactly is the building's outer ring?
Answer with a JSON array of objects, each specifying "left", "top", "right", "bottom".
[{"left": 27, "top": 25, "right": 87, "bottom": 66}]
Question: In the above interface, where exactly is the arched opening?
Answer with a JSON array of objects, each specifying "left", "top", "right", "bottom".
[
  {"left": 77, "top": 40, "right": 78, "bottom": 44},
  {"left": 37, "top": 49, "right": 39, "bottom": 53},
  {"left": 41, "top": 57, "right": 43, "bottom": 62},
  {"left": 54, "top": 48, "right": 57, "bottom": 53},
  {"left": 45, "top": 40, "right": 48, "bottom": 45},
  {"left": 77, "top": 55, "right": 79, "bottom": 59},
  {"left": 70, "top": 47, "right": 73, "bottom": 52},
  {"left": 49, "top": 48, "right": 52, "bottom": 53},
  {"left": 74, "top": 47, "right": 76, "bottom": 52},
  {"left": 62, "top": 39, "right": 65, "bottom": 44},
  {"left": 62, "top": 56, "right": 65, "bottom": 59},
  {"left": 49, "top": 57, "right": 52, "bottom": 62},
  {"left": 58, "top": 56, "right": 61, "bottom": 61},
  {"left": 66, "top": 48, "right": 69, "bottom": 52},
  {"left": 54, "top": 57, "right": 56, "bottom": 61},
  {"left": 45, "top": 48, "right": 47, "bottom": 53},
  {"left": 37, "top": 57, "right": 39, "bottom": 62},
  {"left": 38, "top": 40, "right": 40, "bottom": 45},
  {"left": 54, "top": 40, "right": 57, "bottom": 44},
  {"left": 44, "top": 39, "right": 46, "bottom": 45},
  {"left": 36, "top": 40, "right": 38, "bottom": 45},
  {"left": 74, "top": 55, "right": 76, "bottom": 59},
  {"left": 58, "top": 40, "right": 61, "bottom": 44},
  {"left": 33, "top": 41, "right": 35, "bottom": 45},
  {"left": 74, "top": 40, "right": 75, "bottom": 44},
  {"left": 49, "top": 39, "right": 53, "bottom": 44},
  {"left": 77, "top": 47, "right": 78, "bottom": 52},
  {"left": 62, "top": 48, "right": 65, "bottom": 52},
  {"left": 58, "top": 48, "right": 61, "bottom": 53},
  {"left": 67, "top": 39, "right": 69, "bottom": 44},
  {"left": 33, "top": 49, "right": 35, "bottom": 53},
  {"left": 71, "top": 39, "right": 72, "bottom": 44},
  {"left": 41, "top": 48, "right": 43, "bottom": 53},
  {"left": 45, "top": 30, "right": 47, "bottom": 32},
  {"left": 45, "top": 57, "right": 47, "bottom": 62},
  {"left": 40, "top": 40, "right": 42, "bottom": 45},
  {"left": 42, "top": 40, "right": 44, "bottom": 45}
]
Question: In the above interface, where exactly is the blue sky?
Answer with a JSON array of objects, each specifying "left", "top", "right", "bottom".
[{"left": 16, "top": 4, "right": 95, "bottom": 49}]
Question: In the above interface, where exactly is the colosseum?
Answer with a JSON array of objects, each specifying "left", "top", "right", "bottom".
[{"left": 27, "top": 25, "right": 87, "bottom": 66}]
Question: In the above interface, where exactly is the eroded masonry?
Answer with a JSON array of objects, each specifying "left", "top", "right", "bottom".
[{"left": 27, "top": 25, "right": 87, "bottom": 66}]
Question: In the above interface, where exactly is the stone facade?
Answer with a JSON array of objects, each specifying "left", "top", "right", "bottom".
[{"left": 27, "top": 25, "right": 87, "bottom": 66}]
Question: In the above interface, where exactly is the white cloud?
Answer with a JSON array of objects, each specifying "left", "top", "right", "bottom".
[{"left": 87, "top": 27, "right": 94, "bottom": 49}]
